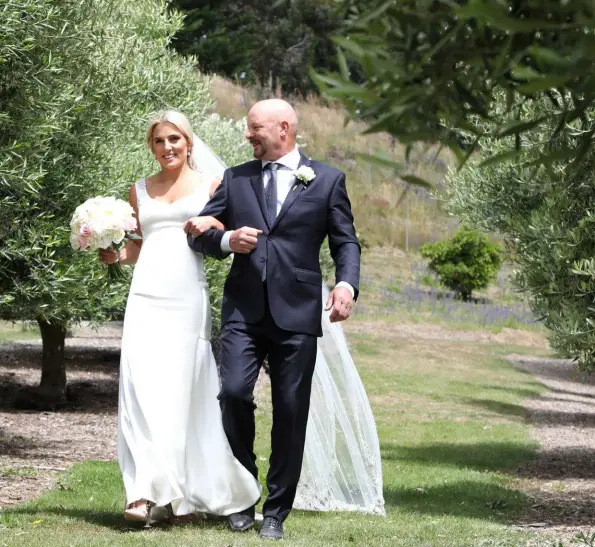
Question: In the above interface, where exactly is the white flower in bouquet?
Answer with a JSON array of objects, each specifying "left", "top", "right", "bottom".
[{"left": 70, "top": 196, "right": 137, "bottom": 279}]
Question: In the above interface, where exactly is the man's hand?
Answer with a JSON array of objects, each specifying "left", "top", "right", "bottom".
[
  {"left": 229, "top": 226, "right": 262, "bottom": 254},
  {"left": 325, "top": 285, "right": 354, "bottom": 323}
]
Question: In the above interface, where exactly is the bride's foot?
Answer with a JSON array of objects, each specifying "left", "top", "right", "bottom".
[{"left": 124, "top": 500, "right": 151, "bottom": 522}]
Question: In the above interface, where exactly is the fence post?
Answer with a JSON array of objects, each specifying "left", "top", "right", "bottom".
[{"left": 405, "top": 193, "right": 410, "bottom": 254}]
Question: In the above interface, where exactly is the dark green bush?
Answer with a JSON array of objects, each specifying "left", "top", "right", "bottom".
[{"left": 420, "top": 228, "right": 503, "bottom": 301}]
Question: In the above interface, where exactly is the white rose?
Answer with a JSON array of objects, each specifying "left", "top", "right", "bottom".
[{"left": 296, "top": 165, "right": 316, "bottom": 183}]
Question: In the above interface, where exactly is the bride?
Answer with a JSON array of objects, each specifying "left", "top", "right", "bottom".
[{"left": 101, "top": 110, "right": 384, "bottom": 524}]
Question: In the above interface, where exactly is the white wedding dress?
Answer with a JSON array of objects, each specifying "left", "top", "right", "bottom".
[{"left": 117, "top": 177, "right": 261, "bottom": 516}]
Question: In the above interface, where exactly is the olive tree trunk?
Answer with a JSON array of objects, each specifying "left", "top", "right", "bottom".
[{"left": 37, "top": 318, "right": 67, "bottom": 404}]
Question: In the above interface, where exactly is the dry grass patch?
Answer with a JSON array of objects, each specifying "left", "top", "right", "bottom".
[{"left": 344, "top": 320, "right": 549, "bottom": 349}]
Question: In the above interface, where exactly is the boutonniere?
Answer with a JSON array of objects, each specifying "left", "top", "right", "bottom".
[{"left": 292, "top": 166, "right": 316, "bottom": 191}]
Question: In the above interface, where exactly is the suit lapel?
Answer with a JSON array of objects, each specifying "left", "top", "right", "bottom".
[
  {"left": 249, "top": 168, "right": 271, "bottom": 229},
  {"left": 271, "top": 151, "right": 311, "bottom": 231}
]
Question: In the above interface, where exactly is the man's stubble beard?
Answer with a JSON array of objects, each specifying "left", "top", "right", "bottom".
[{"left": 252, "top": 141, "right": 267, "bottom": 160}]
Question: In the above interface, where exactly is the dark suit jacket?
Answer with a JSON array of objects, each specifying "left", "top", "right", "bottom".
[{"left": 188, "top": 151, "right": 360, "bottom": 337}]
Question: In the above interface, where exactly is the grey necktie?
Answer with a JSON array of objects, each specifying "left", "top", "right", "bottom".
[
  {"left": 264, "top": 162, "right": 280, "bottom": 226},
  {"left": 261, "top": 162, "right": 279, "bottom": 281}
]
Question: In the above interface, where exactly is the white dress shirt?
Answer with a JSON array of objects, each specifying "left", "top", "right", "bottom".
[{"left": 220, "top": 147, "right": 354, "bottom": 298}]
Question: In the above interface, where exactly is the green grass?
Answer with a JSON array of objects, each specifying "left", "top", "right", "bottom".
[
  {"left": 0, "top": 328, "right": 547, "bottom": 546},
  {"left": 0, "top": 321, "right": 40, "bottom": 342}
]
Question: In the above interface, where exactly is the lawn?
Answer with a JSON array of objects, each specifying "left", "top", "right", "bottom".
[
  {"left": 0, "top": 321, "right": 40, "bottom": 342},
  {"left": 0, "top": 323, "right": 549, "bottom": 546}
]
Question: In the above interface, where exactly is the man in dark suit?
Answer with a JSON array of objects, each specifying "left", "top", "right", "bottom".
[{"left": 188, "top": 99, "right": 360, "bottom": 540}]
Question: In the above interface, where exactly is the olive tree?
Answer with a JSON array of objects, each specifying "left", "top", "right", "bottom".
[
  {"left": 446, "top": 95, "right": 595, "bottom": 369},
  {"left": 314, "top": 0, "right": 595, "bottom": 174},
  {"left": 0, "top": 0, "right": 234, "bottom": 405}
]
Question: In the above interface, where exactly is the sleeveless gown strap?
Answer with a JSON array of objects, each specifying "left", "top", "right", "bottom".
[{"left": 134, "top": 179, "right": 148, "bottom": 202}]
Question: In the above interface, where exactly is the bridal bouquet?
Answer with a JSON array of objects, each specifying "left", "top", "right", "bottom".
[{"left": 70, "top": 196, "right": 137, "bottom": 279}]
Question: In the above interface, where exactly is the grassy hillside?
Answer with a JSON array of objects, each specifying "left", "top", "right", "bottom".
[{"left": 209, "top": 78, "right": 458, "bottom": 249}]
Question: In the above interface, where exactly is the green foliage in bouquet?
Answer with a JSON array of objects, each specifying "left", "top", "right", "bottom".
[
  {"left": 420, "top": 228, "right": 503, "bottom": 301},
  {"left": 0, "top": 0, "right": 239, "bottom": 403}
]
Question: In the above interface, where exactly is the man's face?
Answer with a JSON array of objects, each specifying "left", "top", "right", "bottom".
[{"left": 245, "top": 109, "right": 282, "bottom": 161}]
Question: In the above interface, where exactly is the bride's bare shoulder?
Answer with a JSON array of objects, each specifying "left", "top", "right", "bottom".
[
  {"left": 144, "top": 174, "right": 159, "bottom": 186},
  {"left": 193, "top": 170, "right": 221, "bottom": 187}
]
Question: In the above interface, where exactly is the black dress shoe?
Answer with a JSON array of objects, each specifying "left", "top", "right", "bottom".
[
  {"left": 259, "top": 517, "right": 284, "bottom": 540},
  {"left": 228, "top": 511, "right": 255, "bottom": 532}
]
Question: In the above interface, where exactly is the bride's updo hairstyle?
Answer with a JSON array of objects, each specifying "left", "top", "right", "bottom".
[{"left": 146, "top": 110, "right": 198, "bottom": 170}]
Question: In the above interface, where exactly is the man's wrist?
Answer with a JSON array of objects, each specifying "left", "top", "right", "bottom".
[
  {"left": 220, "top": 230, "right": 233, "bottom": 252},
  {"left": 336, "top": 281, "right": 354, "bottom": 298}
]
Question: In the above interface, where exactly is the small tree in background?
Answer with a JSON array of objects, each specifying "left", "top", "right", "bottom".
[{"left": 420, "top": 228, "right": 503, "bottom": 301}]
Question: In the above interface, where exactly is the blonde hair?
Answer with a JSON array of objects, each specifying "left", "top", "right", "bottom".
[{"left": 146, "top": 110, "right": 197, "bottom": 169}]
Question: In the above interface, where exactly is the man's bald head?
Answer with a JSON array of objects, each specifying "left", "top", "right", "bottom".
[{"left": 245, "top": 99, "right": 298, "bottom": 160}]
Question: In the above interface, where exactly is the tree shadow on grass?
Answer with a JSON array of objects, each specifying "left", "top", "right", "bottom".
[
  {"left": 381, "top": 441, "right": 595, "bottom": 525},
  {"left": 383, "top": 480, "right": 527, "bottom": 522},
  {"left": 385, "top": 480, "right": 595, "bottom": 526},
  {"left": 384, "top": 441, "right": 595, "bottom": 479},
  {"left": 382, "top": 441, "right": 536, "bottom": 471},
  {"left": 455, "top": 382, "right": 543, "bottom": 400},
  {"left": 8, "top": 506, "right": 231, "bottom": 532},
  {"left": 462, "top": 397, "right": 595, "bottom": 427},
  {"left": 459, "top": 398, "right": 530, "bottom": 419}
]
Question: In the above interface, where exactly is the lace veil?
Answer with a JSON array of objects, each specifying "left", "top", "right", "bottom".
[{"left": 190, "top": 135, "right": 385, "bottom": 515}]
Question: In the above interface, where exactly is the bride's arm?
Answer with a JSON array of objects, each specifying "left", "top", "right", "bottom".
[
  {"left": 117, "top": 238, "right": 142, "bottom": 265},
  {"left": 183, "top": 176, "right": 226, "bottom": 237},
  {"left": 184, "top": 215, "right": 225, "bottom": 237},
  {"left": 99, "top": 185, "right": 143, "bottom": 266}
]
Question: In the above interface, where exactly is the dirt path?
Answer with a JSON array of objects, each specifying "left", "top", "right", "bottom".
[
  {"left": 0, "top": 328, "right": 121, "bottom": 509},
  {"left": 507, "top": 354, "right": 595, "bottom": 541}
]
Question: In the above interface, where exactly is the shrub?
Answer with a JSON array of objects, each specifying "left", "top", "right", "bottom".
[{"left": 419, "top": 228, "right": 503, "bottom": 301}]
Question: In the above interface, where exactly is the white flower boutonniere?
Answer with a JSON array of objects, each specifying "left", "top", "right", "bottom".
[{"left": 293, "top": 165, "right": 316, "bottom": 191}]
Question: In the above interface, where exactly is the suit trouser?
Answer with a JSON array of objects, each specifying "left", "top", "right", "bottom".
[{"left": 218, "top": 292, "right": 317, "bottom": 522}]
